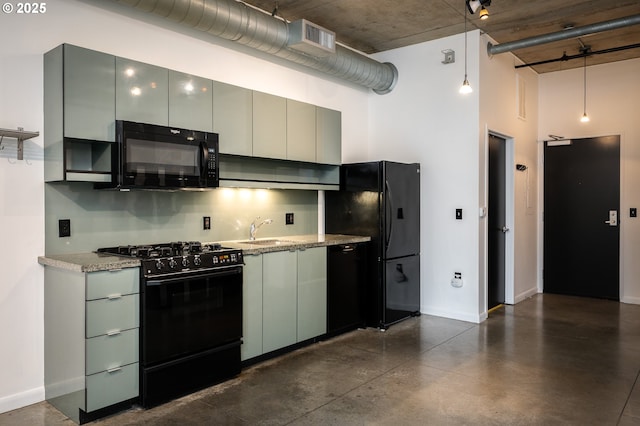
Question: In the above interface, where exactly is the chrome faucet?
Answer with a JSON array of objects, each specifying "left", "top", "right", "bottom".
[{"left": 249, "top": 217, "right": 273, "bottom": 240}]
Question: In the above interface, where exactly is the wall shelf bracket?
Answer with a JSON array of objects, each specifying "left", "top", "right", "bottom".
[{"left": 0, "top": 127, "right": 40, "bottom": 160}]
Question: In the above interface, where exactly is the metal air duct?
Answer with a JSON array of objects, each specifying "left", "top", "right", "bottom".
[
  {"left": 488, "top": 14, "right": 640, "bottom": 56},
  {"left": 115, "top": 0, "right": 398, "bottom": 94}
]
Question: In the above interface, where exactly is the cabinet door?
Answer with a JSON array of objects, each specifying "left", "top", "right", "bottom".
[
  {"left": 213, "top": 81, "right": 253, "bottom": 156},
  {"left": 297, "top": 247, "right": 327, "bottom": 341},
  {"left": 169, "top": 70, "right": 213, "bottom": 131},
  {"left": 253, "top": 91, "right": 287, "bottom": 160},
  {"left": 86, "top": 362, "right": 138, "bottom": 412},
  {"left": 86, "top": 329, "right": 139, "bottom": 376},
  {"left": 316, "top": 107, "right": 342, "bottom": 165},
  {"left": 64, "top": 45, "right": 116, "bottom": 142},
  {"left": 262, "top": 250, "right": 297, "bottom": 353},
  {"left": 86, "top": 294, "right": 139, "bottom": 338},
  {"left": 286, "top": 99, "right": 316, "bottom": 163},
  {"left": 242, "top": 254, "right": 263, "bottom": 361},
  {"left": 116, "top": 57, "right": 168, "bottom": 125},
  {"left": 86, "top": 268, "right": 139, "bottom": 301}
]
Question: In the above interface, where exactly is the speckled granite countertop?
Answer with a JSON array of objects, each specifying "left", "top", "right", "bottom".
[
  {"left": 38, "top": 234, "right": 370, "bottom": 272},
  {"left": 38, "top": 253, "right": 141, "bottom": 273},
  {"left": 218, "top": 234, "right": 371, "bottom": 255}
]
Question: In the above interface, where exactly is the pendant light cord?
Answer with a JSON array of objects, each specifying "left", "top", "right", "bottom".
[
  {"left": 464, "top": 2, "right": 468, "bottom": 78},
  {"left": 583, "top": 55, "right": 587, "bottom": 113}
]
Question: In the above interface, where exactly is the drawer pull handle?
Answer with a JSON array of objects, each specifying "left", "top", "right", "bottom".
[
  {"left": 108, "top": 268, "right": 123, "bottom": 272},
  {"left": 107, "top": 367, "right": 122, "bottom": 373},
  {"left": 106, "top": 329, "right": 121, "bottom": 336},
  {"left": 107, "top": 293, "right": 122, "bottom": 300}
]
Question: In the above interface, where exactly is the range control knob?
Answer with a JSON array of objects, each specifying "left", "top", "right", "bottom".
[
  {"left": 155, "top": 260, "right": 164, "bottom": 270},
  {"left": 193, "top": 256, "right": 202, "bottom": 266},
  {"left": 182, "top": 257, "right": 190, "bottom": 268},
  {"left": 168, "top": 258, "right": 178, "bottom": 269}
]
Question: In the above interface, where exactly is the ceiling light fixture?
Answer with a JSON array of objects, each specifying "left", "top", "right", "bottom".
[
  {"left": 467, "top": 0, "right": 491, "bottom": 15},
  {"left": 479, "top": 6, "right": 489, "bottom": 20},
  {"left": 580, "top": 48, "right": 590, "bottom": 123},
  {"left": 459, "top": 1, "right": 472, "bottom": 94}
]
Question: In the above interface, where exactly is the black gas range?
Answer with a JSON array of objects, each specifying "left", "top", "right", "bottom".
[
  {"left": 98, "top": 241, "right": 243, "bottom": 277},
  {"left": 98, "top": 241, "right": 244, "bottom": 408}
]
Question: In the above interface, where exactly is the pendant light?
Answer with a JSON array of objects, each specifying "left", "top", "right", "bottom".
[
  {"left": 459, "top": 1, "right": 472, "bottom": 94},
  {"left": 580, "top": 54, "right": 590, "bottom": 122}
]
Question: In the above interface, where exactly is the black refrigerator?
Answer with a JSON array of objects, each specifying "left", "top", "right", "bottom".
[{"left": 325, "top": 161, "right": 421, "bottom": 329}]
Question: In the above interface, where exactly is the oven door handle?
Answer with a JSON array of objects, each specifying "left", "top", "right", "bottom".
[{"left": 145, "top": 266, "right": 242, "bottom": 286}]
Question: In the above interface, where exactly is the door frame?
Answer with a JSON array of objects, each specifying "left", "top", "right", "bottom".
[
  {"left": 483, "top": 129, "right": 515, "bottom": 309},
  {"left": 537, "top": 134, "right": 624, "bottom": 298}
]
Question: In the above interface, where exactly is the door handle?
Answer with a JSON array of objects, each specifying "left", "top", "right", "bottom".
[
  {"left": 501, "top": 226, "right": 509, "bottom": 233},
  {"left": 605, "top": 210, "right": 618, "bottom": 226}
]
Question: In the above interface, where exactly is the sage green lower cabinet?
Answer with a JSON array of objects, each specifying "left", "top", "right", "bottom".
[
  {"left": 44, "top": 266, "right": 140, "bottom": 424},
  {"left": 242, "top": 247, "right": 328, "bottom": 362},
  {"left": 242, "top": 254, "right": 263, "bottom": 361},
  {"left": 296, "top": 247, "right": 327, "bottom": 341},
  {"left": 262, "top": 250, "right": 298, "bottom": 353},
  {"left": 85, "top": 363, "right": 138, "bottom": 413}
]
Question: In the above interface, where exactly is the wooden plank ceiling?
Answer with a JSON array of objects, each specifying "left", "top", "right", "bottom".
[{"left": 242, "top": 0, "right": 640, "bottom": 73}]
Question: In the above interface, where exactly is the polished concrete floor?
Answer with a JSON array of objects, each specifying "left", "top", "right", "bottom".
[{"left": 4, "top": 293, "right": 640, "bottom": 425}]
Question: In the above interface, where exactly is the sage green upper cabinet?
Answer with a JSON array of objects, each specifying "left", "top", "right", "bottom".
[
  {"left": 316, "top": 107, "right": 342, "bottom": 165},
  {"left": 169, "top": 71, "right": 213, "bottom": 132},
  {"left": 116, "top": 57, "right": 168, "bottom": 126},
  {"left": 44, "top": 44, "right": 115, "bottom": 182},
  {"left": 213, "top": 81, "right": 253, "bottom": 156},
  {"left": 253, "top": 91, "right": 287, "bottom": 160},
  {"left": 286, "top": 99, "right": 317, "bottom": 163},
  {"left": 62, "top": 45, "right": 116, "bottom": 141}
]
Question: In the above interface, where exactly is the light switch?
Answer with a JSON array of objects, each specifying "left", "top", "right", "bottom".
[{"left": 456, "top": 209, "right": 462, "bottom": 220}]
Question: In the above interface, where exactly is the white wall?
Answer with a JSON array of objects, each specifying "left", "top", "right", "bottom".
[
  {"left": 538, "top": 58, "right": 640, "bottom": 303},
  {"left": 0, "top": 0, "right": 369, "bottom": 413},
  {"left": 479, "top": 35, "right": 540, "bottom": 307},
  {"left": 370, "top": 32, "right": 482, "bottom": 322},
  {"left": 370, "top": 31, "right": 541, "bottom": 322}
]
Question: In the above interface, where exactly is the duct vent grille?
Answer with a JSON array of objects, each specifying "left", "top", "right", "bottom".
[{"left": 288, "top": 19, "right": 335, "bottom": 57}]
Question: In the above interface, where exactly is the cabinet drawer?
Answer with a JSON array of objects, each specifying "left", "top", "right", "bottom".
[
  {"left": 86, "top": 268, "right": 139, "bottom": 301},
  {"left": 86, "top": 362, "right": 138, "bottom": 412},
  {"left": 86, "top": 294, "right": 139, "bottom": 338},
  {"left": 86, "top": 328, "right": 139, "bottom": 376}
]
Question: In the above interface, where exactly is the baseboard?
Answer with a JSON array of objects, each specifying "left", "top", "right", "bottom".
[
  {"left": 621, "top": 296, "right": 640, "bottom": 305},
  {"left": 0, "top": 386, "right": 45, "bottom": 414},
  {"left": 421, "top": 307, "right": 483, "bottom": 324},
  {"left": 514, "top": 286, "right": 540, "bottom": 304}
]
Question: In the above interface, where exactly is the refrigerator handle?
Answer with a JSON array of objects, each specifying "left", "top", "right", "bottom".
[{"left": 385, "top": 179, "right": 393, "bottom": 251}]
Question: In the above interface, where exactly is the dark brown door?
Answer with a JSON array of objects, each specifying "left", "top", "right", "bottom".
[{"left": 543, "top": 135, "right": 620, "bottom": 300}]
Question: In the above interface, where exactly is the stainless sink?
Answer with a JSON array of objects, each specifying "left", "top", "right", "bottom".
[{"left": 236, "top": 239, "right": 296, "bottom": 246}]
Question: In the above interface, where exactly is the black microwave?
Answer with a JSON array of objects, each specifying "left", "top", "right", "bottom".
[{"left": 100, "top": 120, "right": 219, "bottom": 190}]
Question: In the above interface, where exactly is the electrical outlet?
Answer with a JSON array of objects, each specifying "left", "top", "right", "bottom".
[
  {"left": 285, "top": 212, "right": 294, "bottom": 225},
  {"left": 59, "top": 219, "right": 71, "bottom": 238},
  {"left": 203, "top": 216, "right": 211, "bottom": 230},
  {"left": 451, "top": 272, "right": 463, "bottom": 288}
]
